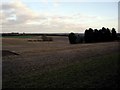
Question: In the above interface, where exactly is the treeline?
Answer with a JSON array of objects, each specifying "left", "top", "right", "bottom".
[
  {"left": 68, "top": 27, "right": 118, "bottom": 44},
  {"left": 2, "top": 33, "right": 68, "bottom": 36}
]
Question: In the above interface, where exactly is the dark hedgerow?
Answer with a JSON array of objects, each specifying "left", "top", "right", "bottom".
[{"left": 68, "top": 27, "right": 117, "bottom": 44}]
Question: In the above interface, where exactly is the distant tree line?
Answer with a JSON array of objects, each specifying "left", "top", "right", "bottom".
[
  {"left": 68, "top": 27, "right": 118, "bottom": 44},
  {"left": 2, "top": 33, "right": 68, "bottom": 37}
]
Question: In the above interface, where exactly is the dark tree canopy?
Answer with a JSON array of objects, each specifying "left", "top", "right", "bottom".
[
  {"left": 84, "top": 27, "right": 117, "bottom": 43},
  {"left": 68, "top": 32, "right": 77, "bottom": 44},
  {"left": 93, "top": 29, "right": 99, "bottom": 42},
  {"left": 68, "top": 27, "right": 117, "bottom": 44},
  {"left": 84, "top": 28, "right": 94, "bottom": 43},
  {"left": 111, "top": 28, "right": 117, "bottom": 40}
]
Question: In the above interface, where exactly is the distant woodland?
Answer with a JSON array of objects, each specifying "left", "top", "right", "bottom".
[{"left": 68, "top": 27, "right": 119, "bottom": 44}]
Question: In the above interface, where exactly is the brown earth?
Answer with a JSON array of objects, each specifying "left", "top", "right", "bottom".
[{"left": 2, "top": 36, "right": 120, "bottom": 81}]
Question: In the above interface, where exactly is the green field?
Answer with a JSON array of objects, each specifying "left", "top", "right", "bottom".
[{"left": 3, "top": 52, "right": 119, "bottom": 88}]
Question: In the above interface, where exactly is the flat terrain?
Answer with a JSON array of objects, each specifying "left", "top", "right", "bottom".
[{"left": 2, "top": 36, "right": 120, "bottom": 88}]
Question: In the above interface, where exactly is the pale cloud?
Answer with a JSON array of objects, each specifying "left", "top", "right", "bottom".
[
  {"left": 1, "top": 0, "right": 61, "bottom": 26},
  {"left": 1, "top": 0, "right": 39, "bottom": 25},
  {"left": 52, "top": 0, "right": 60, "bottom": 7},
  {"left": 1, "top": 0, "right": 117, "bottom": 33}
]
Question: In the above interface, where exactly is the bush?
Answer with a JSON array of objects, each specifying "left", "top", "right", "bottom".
[
  {"left": 68, "top": 32, "right": 77, "bottom": 44},
  {"left": 41, "top": 34, "right": 53, "bottom": 41}
]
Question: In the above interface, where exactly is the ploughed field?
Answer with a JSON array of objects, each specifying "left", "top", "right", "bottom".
[{"left": 2, "top": 36, "right": 119, "bottom": 88}]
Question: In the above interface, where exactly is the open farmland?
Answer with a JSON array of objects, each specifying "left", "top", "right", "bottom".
[{"left": 2, "top": 36, "right": 120, "bottom": 88}]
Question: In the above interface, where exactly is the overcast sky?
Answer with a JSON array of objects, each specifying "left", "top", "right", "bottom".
[{"left": 1, "top": 0, "right": 119, "bottom": 33}]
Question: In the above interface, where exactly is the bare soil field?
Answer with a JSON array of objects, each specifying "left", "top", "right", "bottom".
[{"left": 2, "top": 36, "right": 120, "bottom": 88}]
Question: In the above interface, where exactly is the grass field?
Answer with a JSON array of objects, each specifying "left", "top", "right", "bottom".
[{"left": 2, "top": 36, "right": 119, "bottom": 88}]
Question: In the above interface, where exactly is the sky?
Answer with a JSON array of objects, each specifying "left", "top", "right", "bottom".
[{"left": 1, "top": 0, "right": 119, "bottom": 33}]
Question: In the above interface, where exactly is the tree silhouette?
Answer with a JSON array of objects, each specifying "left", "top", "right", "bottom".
[
  {"left": 84, "top": 27, "right": 117, "bottom": 43},
  {"left": 93, "top": 29, "right": 99, "bottom": 42},
  {"left": 84, "top": 28, "right": 94, "bottom": 43},
  {"left": 106, "top": 28, "right": 111, "bottom": 41},
  {"left": 89, "top": 28, "right": 94, "bottom": 42},
  {"left": 69, "top": 27, "right": 117, "bottom": 44},
  {"left": 68, "top": 32, "right": 77, "bottom": 44},
  {"left": 101, "top": 27, "right": 107, "bottom": 41},
  {"left": 111, "top": 28, "right": 117, "bottom": 40},
  {"left": 84, "top": 29, "right": 89, "bottom": 43}
]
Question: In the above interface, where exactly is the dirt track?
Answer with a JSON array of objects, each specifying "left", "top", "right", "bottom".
[{"left": 2, "top": 37, "right": 119, "bottom": 75}]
